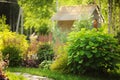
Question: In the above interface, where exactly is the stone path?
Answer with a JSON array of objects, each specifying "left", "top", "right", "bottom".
[{"left": 15, "top": 72, "right": 53, "bottom": 80}]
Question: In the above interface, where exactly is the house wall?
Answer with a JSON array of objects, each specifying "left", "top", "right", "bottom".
[{"left": 58, "top": 20, "right": 74, "bottom": 32}]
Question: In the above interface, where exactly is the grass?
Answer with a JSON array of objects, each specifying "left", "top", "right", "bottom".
[{"left": 7, "top": 67, "right": 120, "bottom": 80}]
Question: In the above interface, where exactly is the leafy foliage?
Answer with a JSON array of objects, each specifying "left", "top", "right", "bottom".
[
  {"left": 37, "top": 43, "right": 54, "bottom": 63},
  {"left": 37, "top": 25, "right": 50, "bottom": 35},
  {"left": 2, "top": 46, "right": 22, "bottom": 67},
  {"left": 72, "top": 18, "right": 92, "bottom": 31},
  {"left": 0, "top": 30, "right": 28, "bottom": 55},
  {"left": 18, "top": 0, "right": 54, "bottom": 32},
  {"left": 50, "top": 45, "right": 68, "bottom": 73},
  {"left": 39, "top": 60, "right": 52, "bottom": 69},
  {"left": 115, "top": 31, "right": 120, "bottom": 44},
  {"left": 0, "top": 16, "right": 9, "bottom": 31},
  {"left": 52, "top": 26, "right": 67, "bottom": 43},
  {"left": 67, "top": 28, "right": 119, "bottom": 74},
  {"left": 0, "top": 30, "right": 28, "bottom": 67}
]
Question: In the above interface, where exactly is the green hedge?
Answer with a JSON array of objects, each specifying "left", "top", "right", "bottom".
[{"left": 67, "top": 28, "right": 120, "bottom": 74}]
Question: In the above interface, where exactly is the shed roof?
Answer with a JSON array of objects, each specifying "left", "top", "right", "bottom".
[{"left": 51, "top": 4, "right": 103, "bottom": 21}]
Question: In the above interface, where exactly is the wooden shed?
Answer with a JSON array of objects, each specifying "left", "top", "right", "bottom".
[{"left": 51, "top": 4, "right": 104, "bottom": 31}]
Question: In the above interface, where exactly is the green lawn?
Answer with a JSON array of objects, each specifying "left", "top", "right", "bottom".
[{"left": 7, "top": 67, "right": 120, "bottom": 80}]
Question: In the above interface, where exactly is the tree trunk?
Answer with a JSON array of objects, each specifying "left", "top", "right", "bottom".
[
  {"left": 98, "top": 0, "right": 101, "bottom": 9},
  {"left": 21, "top": 8, "right": 24, "bottom": 34},
  {"left": 16, "top": 8, "right": 21, "bottom": 33},
  {"left": 56, "top": 0, "right": 59, "bottom": 12},
  {"left": 108, "top": 0, "right": 112, "bottom": 33},
  {"left": 112, "top": 1, "right": 116, "bottom": 34}
]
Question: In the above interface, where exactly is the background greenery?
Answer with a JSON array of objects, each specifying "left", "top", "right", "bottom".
[{"left": 0, "top": 0, "right": 120, "bottom": 80}]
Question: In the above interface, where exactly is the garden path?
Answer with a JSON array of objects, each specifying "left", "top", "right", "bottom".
[{"left": 15, "top": 72, "right": 53, "bottom": 80}]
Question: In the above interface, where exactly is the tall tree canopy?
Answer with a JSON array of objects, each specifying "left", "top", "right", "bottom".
[
  {"left": 18, "top": 0, "right": 120, "bottom": 35},
  {"left": 18, "top": 0, "right": 55, "bottom": 32}
]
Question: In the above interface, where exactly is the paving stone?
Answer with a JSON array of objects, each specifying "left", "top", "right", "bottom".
[{"left": 14, "top": 72, "right": 53, "bottom": 80}]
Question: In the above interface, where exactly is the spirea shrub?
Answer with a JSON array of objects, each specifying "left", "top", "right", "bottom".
[
  {"left": 0, "top": 30, "right": 28, "bottom": 67},
  {"left": 67, "top": 28, "right": 119, "bottom": 74},
  {"left": 0, "top": 30, "right": 28, "bottom": 55}
]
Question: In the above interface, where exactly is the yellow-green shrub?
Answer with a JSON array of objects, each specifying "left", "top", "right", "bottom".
[
  {"left": 50, "top": 45, "right": 68, "bottom": 72},
  {"left": 0, "top": 30, "right": 29, "bottom": 66},
  {"left": 0, "top": 29, "right": 28, "bottom": 56},
  {"left": 0, "top": 16, "right": 10, "bottom": 32}
]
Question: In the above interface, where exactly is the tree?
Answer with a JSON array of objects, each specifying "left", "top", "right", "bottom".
[
  {"left": 18, "top": 0, "right": 55, "bottom": 35},
  {"left": 112, "top": 0, "right": 120, "bottom": 34},
  {"left": 107, "top": 0, "right": 120, "bottom": 34},
  {"left": 108, "top": 0, "right": 112, "bottom": 33}
]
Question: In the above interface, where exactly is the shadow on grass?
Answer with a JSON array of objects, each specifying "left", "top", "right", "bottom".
[
  {"left": 83, "top": 71, "right": 120, "bottom": 80},
  {"left": 8, "top": 67, "right": 120, "bottom": 80}
]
